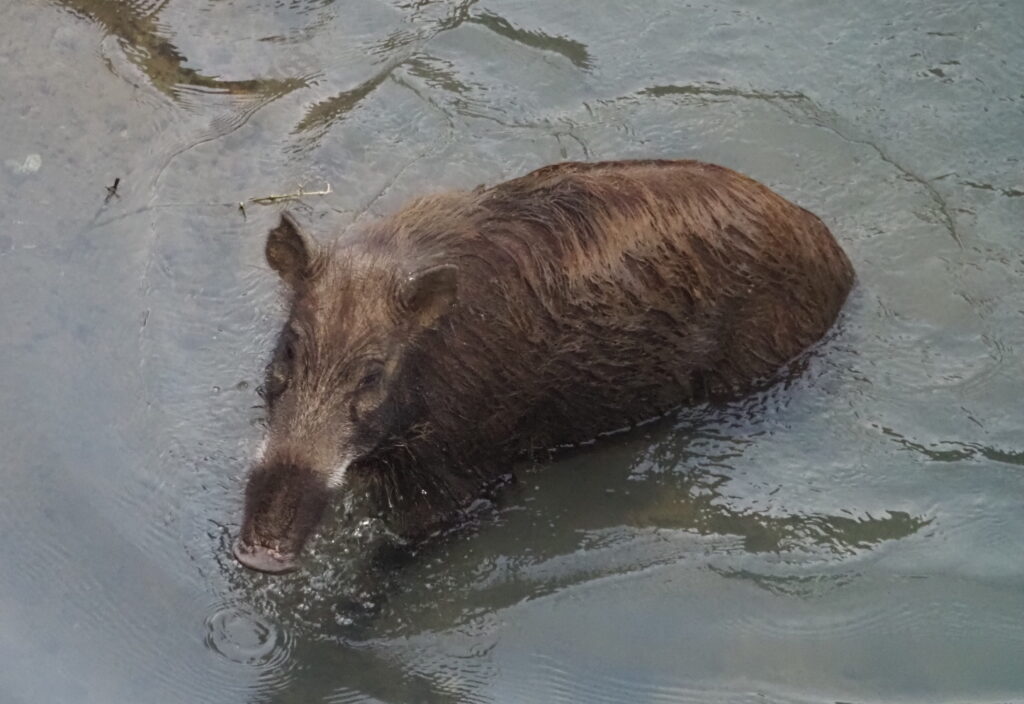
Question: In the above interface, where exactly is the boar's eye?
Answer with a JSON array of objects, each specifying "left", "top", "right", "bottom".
[
  {"left": 263, "top": 361, "right": 289, "bottom": 402},
  {"left": 356, "top": 364, "right": 384, "bottom": 393},
  {"left": 262, "top": 331, "right": 298, "bottom": 403}
]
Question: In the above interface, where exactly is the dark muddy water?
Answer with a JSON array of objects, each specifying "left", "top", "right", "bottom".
[{"left": 2, "top": 1, "right": 1023, "bottom": 702}]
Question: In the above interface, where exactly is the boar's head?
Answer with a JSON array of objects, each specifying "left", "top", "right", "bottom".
[{"left": 234, "top": 212, "right": 457, "bottom": 573}]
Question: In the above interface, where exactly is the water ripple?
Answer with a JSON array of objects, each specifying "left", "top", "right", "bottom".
[{"left": 203, "top": 601, "right": 294, "bottom": 675}]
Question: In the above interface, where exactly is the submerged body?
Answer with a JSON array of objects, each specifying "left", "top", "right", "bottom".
[{"left": 235, "top": 159, "right": 854, "bottom": 573}]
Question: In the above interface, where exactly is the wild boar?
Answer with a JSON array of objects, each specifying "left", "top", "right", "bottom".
[{"left": 234, "top": 159, "right": 854, "bottom": 573}]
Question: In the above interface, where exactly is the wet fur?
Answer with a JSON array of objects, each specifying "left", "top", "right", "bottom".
[{"left": 245, "top": 159, "right": 854, "bottom": 553}]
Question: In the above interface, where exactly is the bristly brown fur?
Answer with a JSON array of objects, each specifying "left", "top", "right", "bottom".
[{"left": 239, "top": 159, "right": 855, "bottom": 563}]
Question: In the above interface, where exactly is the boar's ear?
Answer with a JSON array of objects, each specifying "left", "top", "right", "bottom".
[
  {"left": 401, "top": 264, "right": 458, "bottom": 328},
  {"left": 266, "top": 211, "right": 317, "bottom": 287}
]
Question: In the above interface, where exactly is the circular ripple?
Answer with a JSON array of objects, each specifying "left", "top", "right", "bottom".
[{"left": 203, "top": 603, "right": 292, "bottom": 668}]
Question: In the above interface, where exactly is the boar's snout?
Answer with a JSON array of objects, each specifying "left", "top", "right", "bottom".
[
  {"left": 233, "top": 540, "right": 299, "bottom": 574},
  {"left": 234, "top": 461, "right": 329, "bottom": 574}
]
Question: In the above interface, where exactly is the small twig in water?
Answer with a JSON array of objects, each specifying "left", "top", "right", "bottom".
[
  {"left": 238, "top": 201, "right": 246, "bottom": 220},
  {"left": 104, "top": 177, "right": 121, "bottom": 203},
  {"left": 248, "top": 183, "right": 332, "bottom": 205}
]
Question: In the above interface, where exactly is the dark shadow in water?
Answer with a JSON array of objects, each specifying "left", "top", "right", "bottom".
[
  {"left": 293, "top": 61, "right": 399, "bottom": 136},
  {"left": 707, "top": 568, "right": 862, "bottom": 598},
  {"left": 878, "top": 424, "right": 1024, "bottom": 467},
  {"left": 256, "top": 640, "right": 462, "bottom": 704},
  {"left": 621, "top": 409, "right": 931, "bottom": 556},
  {"left": 292, "top": 50, "right": 477, "bottom": 138},
  {"left": 55, "top": 0, "right": 309, "bottom": 98},
  {"left": 468, "top": 10, "right": 593, "bottom": 69},
  {"left": 226, "top": 494, "right": 927, "bottom": 702},
  {"left": 290, "top": 0, "right": 592, "bottom": 140},
  {"left": 639, "top": 83, "right": 808, "bottom": 106},
  {"left": 270, "top": 646, "right": 462, "bottom": 704},
  {"left": 405, "top": 54, "right": 476, "bottom": 99},
  {"left": 291, "top": 0, "right": 479, "bottom": 138},
  {"left": 626, "top": 475, "right": 929, "bottom": 556},
  {"left": 216, "top": 399, "right": 929, "bottom": 703}
]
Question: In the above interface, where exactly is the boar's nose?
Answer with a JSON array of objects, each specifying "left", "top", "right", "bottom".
[{"left": 232, "top": 539, "right": 299, "bottom": 574}]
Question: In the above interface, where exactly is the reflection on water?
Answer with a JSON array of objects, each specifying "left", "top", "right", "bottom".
[
  {"left": 208, "top": 398, "right": 934, "bottom": 702},
  {"left": 469, "top": 11, "right": 593, "bottom": 69},
  {"left": 4, "top": 0, "right": 1024, "bottom": 702},
  {"left": 879, "top": 424, "right": 1024, "bottom": 466},
  {"left": 57, "top": 0, "right": 310, "bottom": 98}
]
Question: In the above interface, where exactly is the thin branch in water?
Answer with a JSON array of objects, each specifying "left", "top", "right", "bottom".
[{"left": 248, "top": 183, "right": 332, "bottom": 205}]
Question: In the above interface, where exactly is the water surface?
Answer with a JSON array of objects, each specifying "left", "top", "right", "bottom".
[{"left": 1, "top": 0, "right": 1023, "bottom": 702}]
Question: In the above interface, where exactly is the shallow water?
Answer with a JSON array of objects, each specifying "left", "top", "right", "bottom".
[{"left": 1, "top": 0, "right": 1023, "bottom": 702}]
